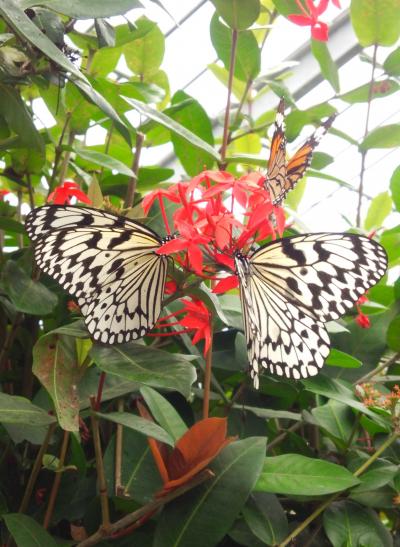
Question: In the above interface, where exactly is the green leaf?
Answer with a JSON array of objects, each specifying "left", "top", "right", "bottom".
[
  {"left": 339, "top": 79, "right": 400, "bottom": 103},
  {"left": 312, "top": 401, "right": 354, "bottom": 443},
  {"left": 255, "top": 454, "right": 360, "bottom": 495},
  {"left": 124, "top": 96, "right": 221, "bottom": 162},
  {"left": 75, "top": 147, "right": 134, "bottom": 177},
  {"left": 351, "top": 0, "right": 400, "bottom": 47},
  {"left": 242, "top": 493, "right": 288, "bottom": 545},
  {"left": 350, "top": 459, "right": 398, "bottom": 494},
  {"left": 362, "top": 124, "right": 400, "bottom": 150},
  {"left": 210, "top": 12, "right": 261, "bottom": 82},
  {"left": 95, "top": 19, "right": 115, "bottom": 48},
  {"left": 239, "top": 405, "right": 301, "bottom": 421},
  {"left": 284, "top": 177, "right": 306, "bottom": 211},
  {"left": 170, "top": 91, "right": 215, "bottom": 176},
  {"left": 124, "top": 17, "right": 165, "bottom": 78},
  {"left": 364, "top": 191, "right": 392, "bottom": 230},
  {"left": 3, "top": 513, "right": 58, "bottom": 547},
  {"left": 211, "top": 0, "right": 260, "bottom": 30},
  {"left": 383, "top": 46, "right": 400, "bottom": 76},
  {"left": 311, "top": 39, "right": 340, "bottom": 93},
  {"left": 91, "top": 343, "right": 197, "bottom": 398},
  {"left": 0, "top": 0, "right": 87, "bottom": 83},
  {"left": 326, "top": 348, "right": 362, "bottom": 369},
  {"left": 0, "top": 217, "right": 25, "bottom": 233},
  {"left": 323, "top": 500, "right": 393, "bottom": 547},
  {"left": 0, "top": 392, "right": 55, "bottom": 426},
  {"left": 87, "top": 175, "right": 103, "bottom": 208},
  {"left": 32, "top": 333, "right": 83, "bottom": 432},
  {"left": 390, "top": 165, "right": 400, "bottom": 211},
  {"left": 154, "top": 437, "right": 267, "bottom": 547},
  {"left": 20, "top": 0, "right": 143, "bottom": 18},
  {"left": 208, "top": 63, "right": 248, "bottom": 100},
  {"left": 103, "top": 428, "right": 162, "bottom": 503},
  {"left": 140, "top": 386, "right": 187, "bottom": 442},
  {"left": 387, "top": 316, "right": 400, "bottom": 351},
  {"left": 96, "top": 411, "right": 174, "bottom": 446},
  {"left": 3, "top": 260, "right": 57, "bottom": 316}
]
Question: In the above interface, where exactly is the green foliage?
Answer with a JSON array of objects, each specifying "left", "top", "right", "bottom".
[{"left": 0, "top": 1, "right": 399, "bottom": 546}]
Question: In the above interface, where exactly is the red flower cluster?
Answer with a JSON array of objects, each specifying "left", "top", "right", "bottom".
[
  {"left": 288, "top": 0, "right": 341, "bottom": 41},
  {"left": 143, "top": 170, "right": 285, "bottom": 353},
  {"left": 48, "top": 181, "right": 92, "bottom": 205},
  {"left": 355, "top": 294, "right": 371, "bottom": 329}
]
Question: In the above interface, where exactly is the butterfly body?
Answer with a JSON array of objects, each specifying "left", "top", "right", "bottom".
[
  {"left": 265, "top": 99, "right": 336, "bottom": 206},
  {"left": 235, "top": 233, "right": 387, "bottom": 388},
  {"left": 26, "top": 205, "right": 170, "bottom": 345}
]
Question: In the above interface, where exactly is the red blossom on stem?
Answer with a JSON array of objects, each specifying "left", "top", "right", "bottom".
[
  {"left": 47, "top": 181, "right": 92, "bottom": 205},
  {"left": 355, "top": 294, "right": 371, "bottom": 329},
  {"left": 288, "top": 0, "right": 341, "bottom": 42}
]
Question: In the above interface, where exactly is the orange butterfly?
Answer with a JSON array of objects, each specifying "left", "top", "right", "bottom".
[{"left": 265, "top": 98, "right": 336, "bottom": 205}]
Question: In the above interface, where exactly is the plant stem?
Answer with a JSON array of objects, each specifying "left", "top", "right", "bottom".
[
  {"left": 279, "top": 431, "right": 399, "bottom": 547},
  {"left": 356, "top": 44, "right": 377, "bottom": 227},
  {"left": 202, "top": 331, "right": 214, "bottom": 419},
  {"left": 95, "top": 372, "right": 107, "bottom": 410},
  {"left": 76, "top": 469, "right": 214, "bottom": 547},
  {"left": 0, "top": 312, "right": 23, "bottom": 372},
  {"left": 357, "top": 352, "right": 400, "bottom": 384},
  {"left": 115, "top": 398, "right": 124, "bottom": 496},
  {"left": 220, "top": 28, "right": 238, "bottom": 167},
  {"left": 124, "top": 131, "right": 144, "bottom": 209},
  {"left": 48, "top": 112, "right": 72, "bottom": 192},
  {"left": 90, "top": 397, "right": 111, "bottom": 532},
  {"left": 57, "top": 131, "right": 75, "bottom": 187},
  {"left": 18, "top": 423, "right": 56, "bottom": 514},
  {"left": 43, "top": 430, "right": 70, "bottom": 529}
]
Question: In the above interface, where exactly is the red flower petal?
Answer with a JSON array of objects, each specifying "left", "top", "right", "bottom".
[
  {"left": 287, "top": 14, "right": 313, "bottom": 26},
  {"left": 187, "top": 244, "right": 204, "bottom": 274},
  {"left": 156, "top": 238, "right": 188, "bottom": 255},
  {"left": 213, "top": 275, "right": 238, "bottom": 294},
  {"left": 311, "top": 21, "right": 329, "bottom": 41}
]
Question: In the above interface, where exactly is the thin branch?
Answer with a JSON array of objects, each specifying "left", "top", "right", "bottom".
[
  {"left": 77, "top": 469, "right": 214, "bottom": 547},
  {"left": 123, "top": 131, "right": 144, "bottom": 210},
  {"left": 48, "top": 112, "right": 72, "bottom": 192},
  {"left": 43, "top": 430, "right": 70, "bottom": 529},
  {"left": 220, "top": 29, "right": 238, "bottom": 166},
  {"left": 57, "top": 130, "right": 75, "bottom": 187},
  {"left": 202, "top": 331, "right": 214, "bottom": 419},
  {"left": 115, "top": 398, "right": 124, "bottom": 497},
  {"left": 356, "top": 43, "right": 378, "bottom": 227},
  {"left": 357, "top": 352, "right": 400, "bottom": 384}
]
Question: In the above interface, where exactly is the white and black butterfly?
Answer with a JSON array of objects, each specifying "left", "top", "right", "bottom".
[
  {"left": 25, "top": 205, "right": 172, "bottom": 345},
  {"left": 234, "top": 233, "right": 387, "bottom": 388}
]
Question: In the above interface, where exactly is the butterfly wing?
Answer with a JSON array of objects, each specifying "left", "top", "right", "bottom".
[
  {"left": 237, "top": 233, "right": 387, "bottom": 385},
  {"left": 26, "top": 205, "right": 169, "bottom": 344},
  {"left": 265, "top": 98, "right": 287, "bottom": 205}
]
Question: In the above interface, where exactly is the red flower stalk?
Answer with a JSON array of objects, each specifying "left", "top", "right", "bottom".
[
  {"left": 137, "top": 401, "right": 234, "bottom": 496},
  {"left": 288, "top": 0, "right": 341, "bottom": 41},
  {"left": 48, "top": 181, "right": 92, "bottom": 205}
]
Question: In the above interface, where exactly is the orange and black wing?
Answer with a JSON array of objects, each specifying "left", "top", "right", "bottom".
[{"left": 265, "top": 98, "right": 287, "bottom": 205}]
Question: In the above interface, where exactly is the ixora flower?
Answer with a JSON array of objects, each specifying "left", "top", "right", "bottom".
[
  {"left": 355, "top": 294, "right": 371, "bottom": 329},
  {"left": 288, "top": 0, "right": 341, "bottom": 42},
  {"left": 137, "top": 402, "right": 234, "bottom": 496},
  {"left": 48, "top": 181, "right": 92, "bottom": 205}
]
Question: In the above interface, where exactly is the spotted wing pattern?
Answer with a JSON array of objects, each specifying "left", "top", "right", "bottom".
[
  {"left": 265, "top": 98, "right": 336, "bottom": 206},
  {"left": 25, "top": 205, "right": 169, "bottom": 344},
  {"left": 235, "top": 233, "right": 387, "bottom": 388}
]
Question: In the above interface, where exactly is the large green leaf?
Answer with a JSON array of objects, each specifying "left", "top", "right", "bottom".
[
  {"left": 91, "top": 343, "right": 197, "bottom": 398},
  {"left": 242, "top": 492, "right": 288, "bottom": 545},
  {"left": 326, "top": 348, "right": 362, "bottom": 369},
  {"left": 255, "top": 454, "right": 360, "bottom": 495},
  {"left": 323, "top": 500, "right": 393, "bottom": 547},
  {"left": 153, "top": 437, "right": 267, "bottom": 547},
  {"left": 0, "top": 392, "right": 55, "bottom": 426},
  {"left": 351, "top": 0, "right": 400, "bottom": 47},
  {"left": 211, "top": 0, "right": 260, "bottom": 30},
  {"left": 387, "top": 316, "right": 400, "bottom": 351},
  {"left": 21, "top": 0, "right": 143, "bottom": 18},
  {"left": 390, "top": 165, "right": 400, "bottom": 211},
  {"left": 3, "top": 260, "right": 57, "bottom": 316},
  {"left": 170, "top": 91, "right": 215, "bottom": 176},
  {"left": 32, "top": 333, "right": 83, "bottom": 432},
  {"left": 311, "top": 39, "right": 340, "bottom": 93},
  {"left": 364, "top": 191, "right": 393, "bottom": 230},
  {"left": 3, "top": 513, "right": 58, "bottom": 547},
  {"left": 350, "top": 459, "right": 398, "bottom": 494},
  {"left": 340, "top": 79, "right": 399, "bottom": 103},
  {"left": 361, "top": 124, "right": 400, "bottom": 149},
  {"left": 96, "top": 411, "right": 174, "bottom": 446},
  {"left": 123, "top": 96, "right": 221, "bottom": 161},
  {"left": 140, "top": 386, "right": 188, "bottom": 442},
  {"left": 311, "top": 401, "right": 354, "bottom": 443},
  {"left": 124, "top": 17, "right": 165, "bottom": 78},
  {"left": 383, "top": 47, "right": 400, "bottom": 76},
  {"left": 210, "top": 12, "right": 260, "bottom": 82},
  {"left": 75, "top": 147, "right": 134, "bottom": 177},
  {"left": 0, "top": 0, "right": 87, "bottom": 82}
]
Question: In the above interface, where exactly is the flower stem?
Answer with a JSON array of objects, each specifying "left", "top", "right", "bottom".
[
  {"left": 124, "top": 131, "right": 144, "bottom": 209},
  {"left": 95, "top": 372, "right": 106, "bottom": 411},
  {"left": 220, "top": 28, "right": 238, "bottom": 167},
  {"left": 202, "top": 330, "right": 214, "bottom": 419},
  {"left": 279, "top": 430, "right": 399, "bottom": 546},
  {"left": 114, "top": 398, "right": 124, "bottom": 497},
  {"left": 43, "top": 430, "right": 70, "bottom": 529}
]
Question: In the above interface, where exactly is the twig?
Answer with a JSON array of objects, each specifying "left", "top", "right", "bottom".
[
  {"left": 220, "top": 29, "right": 238, "bottom": 166},
  {"left": 356, "top": 43, "right": 378, "bottom": 227},
  {"left": 115, "top": 398, "right": 124, "bottom": 496},
  {"left": 202, "top": 331, "right": 214, "bottom": 419},
  {"left": 123, "top": 131, "right": 144, "bottom": 209},
  {"left": 90, "top": 397, "right": 111, "bottom": 532},
  {"left": 279, "top": 431, "right": 399, "bottom": 546},
  {"left": 266, "top": 421, "right": 303, "bottom": 451},
  {"left": 95, "top": 372, "right": 107, "bottom": 411},
  {"left": 77, "top": 469, "right": 214, "bottom": 547},
  {"left": 57, "top": 131, "right": 75, "bottom": 187},
  {"left": 18, "top": 423, "right": 57, "bottom": 514},
  {"left": 48, "top": 112, "right": 72, "bottom": 192},
  {"left": 356, "top": 352, "right": 400, "bottom": 384},
  {"left": 43, "top": 430, "right": 70, "bottom": 529}
]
